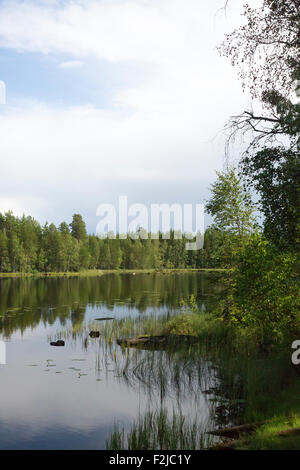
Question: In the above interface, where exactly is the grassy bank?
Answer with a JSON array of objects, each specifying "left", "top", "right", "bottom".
[
  {"left": 0, "top": 268, "right": 227, "bottom": 278},
  {"left": 236, "top": 387, "right": 300, "bottom": 450}
]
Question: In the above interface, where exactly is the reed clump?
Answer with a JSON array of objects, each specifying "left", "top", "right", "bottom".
[{"left": 106, "top": 408, "right": 214, "bottom": 450}]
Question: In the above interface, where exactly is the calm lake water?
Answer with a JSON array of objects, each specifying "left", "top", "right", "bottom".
[{"left": 0, "top": 272, "right": 223, "bottom": 449}]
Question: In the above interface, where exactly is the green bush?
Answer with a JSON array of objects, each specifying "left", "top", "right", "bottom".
[{"left": 224, "top": 234, "right": 300, "bottom": 345}]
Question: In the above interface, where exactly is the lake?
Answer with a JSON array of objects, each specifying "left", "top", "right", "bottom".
[{"left": 0, "top": 272, "right": 224, "bottom": 449}]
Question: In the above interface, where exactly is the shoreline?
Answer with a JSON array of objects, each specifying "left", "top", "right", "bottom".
[{"left": 0, "top": 268, "right": 227, "bottom": 279}]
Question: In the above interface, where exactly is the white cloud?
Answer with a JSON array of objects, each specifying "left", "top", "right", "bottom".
[
  {"left": 59, "top": 60, "right": 83, "bottom": 69},
  {"left": 0, "top": 0, "right": 251, "bottom": 228},
  {"left": 0, "top": 195, "right": 50, "bottom": 219},
  {"left": 0, "top": 0, "right": 244, "bottom": 64}
]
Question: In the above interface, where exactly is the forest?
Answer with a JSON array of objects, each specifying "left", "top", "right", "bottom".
[
  {"left": 0, "top": 192, "right": 246, "bottom": 273},
  {"left": 0, "top": 210, "right": 215, "bottom": 272}
]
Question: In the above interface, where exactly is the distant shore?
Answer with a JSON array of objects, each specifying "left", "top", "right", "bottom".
[{"left": 0, "top": 268, "right": 227, "bottom": 278}]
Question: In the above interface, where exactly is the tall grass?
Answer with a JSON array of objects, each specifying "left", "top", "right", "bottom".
[{"left": 106, "top": 408, "right": 214, "bottom": 450}]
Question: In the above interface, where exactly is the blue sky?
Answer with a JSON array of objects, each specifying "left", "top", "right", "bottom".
[
  {"left": 0, "top": 44, "right": 150, "bottom": 108},
  {"left": 0, "top": 0, "right": 252, "bottom": 232}
]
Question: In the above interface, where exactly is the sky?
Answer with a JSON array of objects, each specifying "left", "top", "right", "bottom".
[{"left": 0, "top": 0, "right": 255, "bottom": 233}]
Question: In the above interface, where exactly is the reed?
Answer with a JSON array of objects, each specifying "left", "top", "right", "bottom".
[{"left": 106, "top": 408, "right": 214, "bottom": 450}]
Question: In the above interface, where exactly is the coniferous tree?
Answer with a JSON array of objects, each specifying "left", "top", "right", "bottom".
[{"left": 70, "top": 214, "right": 87, "bottom": 241}]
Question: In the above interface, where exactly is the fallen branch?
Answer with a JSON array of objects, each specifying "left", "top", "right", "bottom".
[
  {"left": 207, "top": 421, "right": 268, "bottom": 439},
  {"left": 277, "top": 427, "right": 300, "bottom": 437}
]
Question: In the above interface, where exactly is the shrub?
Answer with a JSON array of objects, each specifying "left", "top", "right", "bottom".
[{"left": 224, "top": 234, "right": 300, "bottom": 345}]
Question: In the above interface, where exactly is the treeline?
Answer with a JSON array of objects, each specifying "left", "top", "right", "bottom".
[{"left": 0, "top": 212, "right": 227, "bottom": 272}]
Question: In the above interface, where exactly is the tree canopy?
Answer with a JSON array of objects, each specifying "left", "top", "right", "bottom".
[{"left": 219, "top": 0, "right": 300, "bottom": 249}]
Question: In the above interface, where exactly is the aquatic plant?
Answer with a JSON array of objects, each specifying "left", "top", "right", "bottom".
[{"left": 106, "top": 408, "right": 214, "bottom": 450}]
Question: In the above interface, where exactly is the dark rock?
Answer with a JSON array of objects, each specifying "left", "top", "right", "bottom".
[
  {"left": 50, "top": 340, "right": 65, "bottom": 346},
  {"left": 89, "top": 331, "right": 100, "bottom": 338}
]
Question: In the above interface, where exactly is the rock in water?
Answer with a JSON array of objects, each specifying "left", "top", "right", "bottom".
[
  {"left": 50, "top": 340, "right": 65, "bottom": 346},
  {"left": 89, "top": 331, "right": 100, "bottom": 338}
]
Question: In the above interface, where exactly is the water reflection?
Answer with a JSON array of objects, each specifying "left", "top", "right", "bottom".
[
  {"left": 0, "top": 273, "right": 223, "bottom": 338},
  {"left": 0, "top": 272, "right": 223, "bottom": 449}
]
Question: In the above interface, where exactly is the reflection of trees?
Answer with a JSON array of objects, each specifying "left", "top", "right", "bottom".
[
  {"left": 0, "top": 273, "right": 224, "bottom": 338},
  {"left": 70, "top": 306, "right": 86, "bottom": 327}
]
